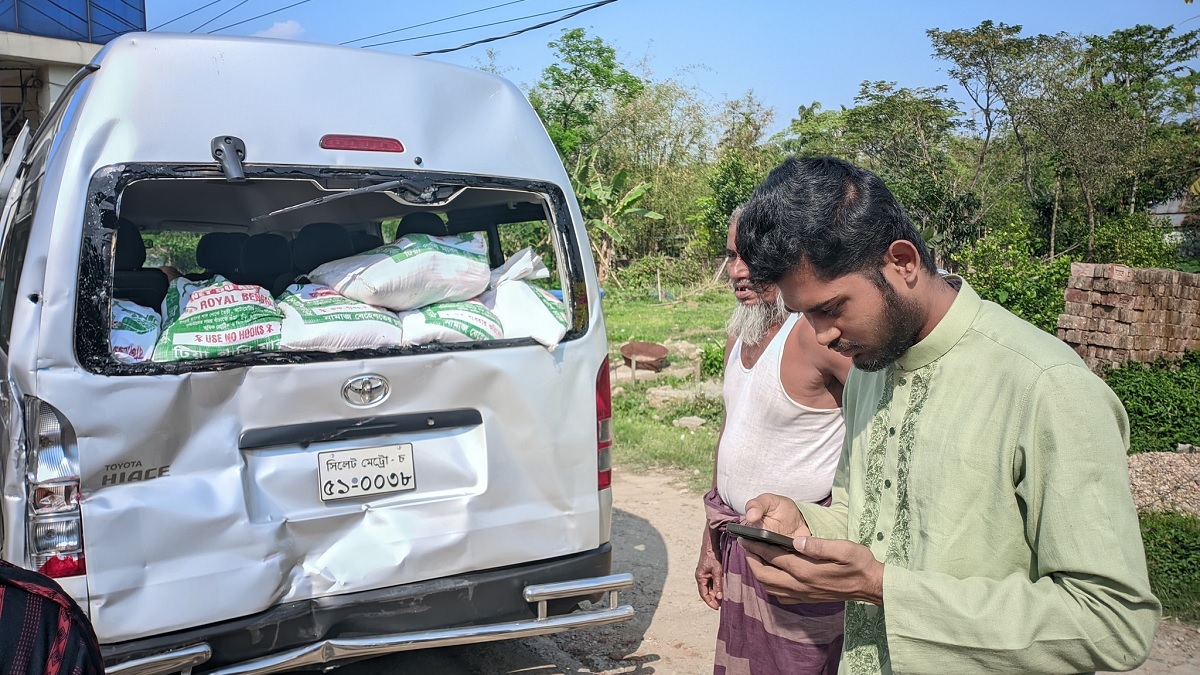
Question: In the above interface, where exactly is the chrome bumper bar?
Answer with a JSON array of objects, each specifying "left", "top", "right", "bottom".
[
  {"left": 107, "top": 572, "right": 634, "bottom": 675},
  {"left": 106, "top": 644, "right": 213, "bottom": 675}
]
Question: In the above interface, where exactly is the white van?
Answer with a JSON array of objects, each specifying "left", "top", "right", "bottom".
[{"left": 0, "top": 33, "right": 630, "bottom": 674}]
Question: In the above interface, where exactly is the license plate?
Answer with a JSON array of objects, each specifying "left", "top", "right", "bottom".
[{"left": 318, "top": 444, "right": 416, "bottom": 502}]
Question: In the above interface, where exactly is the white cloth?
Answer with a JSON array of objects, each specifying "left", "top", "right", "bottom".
[{"left": 715, "top": 313, "right": 846, "bottom": 514}]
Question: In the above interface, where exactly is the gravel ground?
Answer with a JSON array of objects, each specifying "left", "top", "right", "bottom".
[{"left": 1128, "top": 452, "right": 1200, "bottom": 516}]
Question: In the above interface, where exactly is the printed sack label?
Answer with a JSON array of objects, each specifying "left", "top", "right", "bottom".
[
  {"left": 400, "top": 299, "right": 504, "bottom": 345},
  {"left": 309, "top": 232, "right": 490, "bottom": 311},
  {"left": 278, "top": 283, "right": 404, "bottom": 352},
  {"left": 479, "top": 247, "right": 569, "bottom": 349},
  {"left": 152, "top": 276, "right": 283, "bottom": 361},
  {"left": 111, "top": 299, "right": 161, "bottom": 363}
]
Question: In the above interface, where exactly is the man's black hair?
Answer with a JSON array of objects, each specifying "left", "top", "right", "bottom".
[{"left": 736, "top": 156, "right": 937, "bottom": 285}]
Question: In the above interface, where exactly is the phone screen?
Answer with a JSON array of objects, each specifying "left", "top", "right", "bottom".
[{"left": 725, "top": 523, "right": 797, "bottom": 552}]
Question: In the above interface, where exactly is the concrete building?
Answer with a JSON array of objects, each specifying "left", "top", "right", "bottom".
[{"left": 0, "top": 1, "right": 145, "bottom": 156}]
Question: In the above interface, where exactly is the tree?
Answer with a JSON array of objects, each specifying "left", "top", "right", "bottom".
[
  {"left": 1016, "top": 33, "right": 1150, "bottom": 258},
  {"left": 718, "top": 92, "right": 775, "bottom": 155},
  {"left": 687, "top": 93, "right": 780, "bottom": 259},
  {"left": 842, "top": 81, "right": 979, "bottom": 259},
  {"left": 1084, "top": 24, "right": 1200, "bottom": 212},
  {"left": 591, "top": 75, "right": 715, "bottom": 258},
  {"left": 528, "top": 28, "right": 644, "bottom": 165},
  {"left": 689, "top": 151, "right": 767, "bottom": 258},
  {"left": 927, "top": 21, "right": 1025, "bottom": 190},
  {"left": 773, "top": 101, "right": 850, "bottom": 157},
  {"left": 572, "top": 155, "right": 663, "bottom": 282}
]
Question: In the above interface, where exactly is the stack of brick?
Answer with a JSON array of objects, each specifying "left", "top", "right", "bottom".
[{"left": 1056, "top": 262, "right": 1200, "bottom": 372}]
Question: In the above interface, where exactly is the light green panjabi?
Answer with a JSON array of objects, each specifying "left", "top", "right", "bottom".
[{"left": 797, "top": 278, "right": 1160, "bottom": 675}]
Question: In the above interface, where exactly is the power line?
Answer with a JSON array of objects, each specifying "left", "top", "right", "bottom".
[
  {"left": 208, "top": 0, "right": 313, "bottom": 34},
  {"left": 360, "top": 1, "right": 601, "bottom": 49},
  {"left": 150, "top": 0, "right": 225, "bottom": 31},
  {"left": 411, "top": 0, "right": 618, "bottom": 56},
  {"left": 341, "top": 0, "right": 526, "bottom": 46},
  {"left": 191, "top": 0, "right": 252, "bottom": 33}
]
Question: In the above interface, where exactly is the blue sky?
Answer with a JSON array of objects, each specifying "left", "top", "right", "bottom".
[{"left": 144, "top": 1, "right": 1200, "bottom": 133}]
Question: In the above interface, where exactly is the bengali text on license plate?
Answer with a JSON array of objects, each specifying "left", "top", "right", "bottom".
[{"left": 318, "top": 444, "right": 415, "bottom": 502}]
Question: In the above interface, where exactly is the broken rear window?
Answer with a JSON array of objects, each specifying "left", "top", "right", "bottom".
[{"left": 75, "top": 166, "right": 589, "bottom": 375}]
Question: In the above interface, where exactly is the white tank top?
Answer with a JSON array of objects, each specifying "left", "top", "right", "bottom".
[{"left": 716, "top": 313, "right": 846, "bottom": 514}]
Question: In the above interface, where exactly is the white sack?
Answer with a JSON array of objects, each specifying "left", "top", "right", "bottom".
[
  {"left": 278, "top": 283, "right": 404, "bottom": 352},
  {"left": 308, "top": 232, "right": 490, "bottom": 311},
  {"left": 153, "top": 276, "right": 283, "bottom": 361},
  {"left": 479, "top": 247, "right": 569, "bottom": 349},
  {"left": 399, "top": 299, "right": 503, "bottom": 346},
  {"left": 110, "top": 299, "right": 161, "bottom": 363}
]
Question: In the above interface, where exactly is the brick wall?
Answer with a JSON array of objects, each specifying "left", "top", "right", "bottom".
[{"left": 1056, "top": 262, "right": 1200, "bottom": 372}]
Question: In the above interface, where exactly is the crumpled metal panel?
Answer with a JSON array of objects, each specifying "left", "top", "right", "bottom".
[
  {"left": 37, "top": 340, "right": 604, "bottom": 643},
  {"left": 4, "top": 33, "right": 610, "bottom": 645}
]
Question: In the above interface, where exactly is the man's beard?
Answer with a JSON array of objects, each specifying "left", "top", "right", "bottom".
[
  {"left": 831, "top": 280, "right": 926, "bottom": 372},
  {"left": 727, "top": 292, "right": 789, "bottom": 347}
]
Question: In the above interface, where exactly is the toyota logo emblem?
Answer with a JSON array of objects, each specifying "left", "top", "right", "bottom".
[{"left": 342, "top": 375, "right": 390, "bottom": 407}]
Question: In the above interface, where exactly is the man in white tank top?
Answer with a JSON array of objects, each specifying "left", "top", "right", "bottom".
[{"left": 697, "top": 209, "right": 851, "bottom": 675}]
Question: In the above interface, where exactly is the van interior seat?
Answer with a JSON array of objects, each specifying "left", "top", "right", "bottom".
[
  {"left": 293, "top": 223, "right": 354, "bottom": 273},
  {"left": 193, "top": 232, "right": 248, "bottom": 280},
  {"left": 113, "top": 219, "right": 169, "bottom": 310},
  {"left": 278, "top": 222, "right": 355, "bottom": 294},
  {"left": 351, "top": 230, "right": 384, "bottom": 253},
  {"left": 393, "top": 211, "right": 448, "bottom": 240},
  {"left": 238, "top": 233, "right": 292, "bottom": 294}
]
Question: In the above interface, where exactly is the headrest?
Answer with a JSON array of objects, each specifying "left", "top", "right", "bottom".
[
  {"left": 196, "top": 232, "right": 247, "bottom": 275},
  {"left": 351, "top": 231, "right": 384, "bottom": 253},
  {"left": 293, "top": 222, "right": 354, "bottom": 272},
  {"left": 114, "top": 219, "right": 146, "bottom": 270},
  {"left": 394, "top": 211, "right": 448, "bottom": 239},
  {"left": 239, "top": 233, "right": 292, "bottom": 287}
]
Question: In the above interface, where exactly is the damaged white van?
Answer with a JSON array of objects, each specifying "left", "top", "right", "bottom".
[{"left": 0, "top": 33, "right": 629, "bottom": 674}]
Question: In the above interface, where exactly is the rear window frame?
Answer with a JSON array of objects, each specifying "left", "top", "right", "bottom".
[{"left": 75, "top": 163, "right": 590, "bottom": 376}]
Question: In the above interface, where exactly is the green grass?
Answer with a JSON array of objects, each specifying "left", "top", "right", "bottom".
[
  {"left": 603, "top": 288, "right": 733, "bottom": 351},
  {"left": 610, "top": 377, "right": 721, "bottom": 492},
  {"left": 1140, "top": 511, "right": 1200, "bottom": 623},
  {"left": 604, "top": 291, "right": 731, "bottom": 492}
]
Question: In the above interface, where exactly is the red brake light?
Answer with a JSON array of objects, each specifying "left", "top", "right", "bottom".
[
  {"left": 38, "top": 553, "right": 85, "bottom": 578},
  {"left": 597, "top": 357, "right": 613, "bottom": 490},
  {"left": 319, "top": 134, "right": 405, "bottom": 153}
]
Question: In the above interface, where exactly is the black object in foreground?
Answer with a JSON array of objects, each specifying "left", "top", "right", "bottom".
[{"left": 726, "top": 523, "right": 798, "bottom": 552}]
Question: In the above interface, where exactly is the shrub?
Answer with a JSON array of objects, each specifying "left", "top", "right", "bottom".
[
  {"left": 1093, "top": 213, "right": 1180, "bottom": 269},
  {"left": 611, "top": 254, "right": 710, "bottom": 299},
  {"left": 142, "top": 231, "right": 202, "bottom": 274},
  {"left": 1103, "top": 351, "right": 1200, "bottom": 454},
  {"left": 662, "top": 394, "right": 725, "bottom": 426},
  {"left": 956, "top": 220, "right": 1073, "bottom": 333},
  {"left": 699, "top": 339, "right": 726, "bottom": 379},
  {"left": 1139, "top": 511, "right": 1200, "bottom": 623}
]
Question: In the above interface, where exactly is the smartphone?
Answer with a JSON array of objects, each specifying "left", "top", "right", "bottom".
[{"left": 725, "top": 523, "right": 797, "bottom": 552}]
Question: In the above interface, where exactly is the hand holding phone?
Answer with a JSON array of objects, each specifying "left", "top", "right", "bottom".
[{"left": 725, "top": 522, "right": 797, "bottom": 552}]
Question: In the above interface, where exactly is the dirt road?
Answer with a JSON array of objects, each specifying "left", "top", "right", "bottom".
[{"left": 328, "top": 467, "right": 1198, "bottom": 674}]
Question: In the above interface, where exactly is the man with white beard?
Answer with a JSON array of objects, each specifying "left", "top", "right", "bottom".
[{"left": 696, "top": 208, "right": 852, "bottom": 675}]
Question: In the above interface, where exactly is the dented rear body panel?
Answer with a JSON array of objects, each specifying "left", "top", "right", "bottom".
[{"left": 0, "top": 33, "right": 627, "bottom": 674}]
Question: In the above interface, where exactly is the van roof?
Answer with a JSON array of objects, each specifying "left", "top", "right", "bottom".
[{"left": 67, "top": 33, "right": 566, "bottom": 184}]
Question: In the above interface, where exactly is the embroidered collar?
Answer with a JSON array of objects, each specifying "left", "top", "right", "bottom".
[{"left": 895, "top": 276, "right": 980, "bottom": 372}]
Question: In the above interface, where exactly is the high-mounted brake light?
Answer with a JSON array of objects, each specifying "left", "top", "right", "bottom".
[
  {"left": 596, "top": 357, "right": 613, "bottom": 490},
  {"left": 25, "top": 399, "right": 85, "bottom": 577},
  {"left": 319, "top": 134, "right": 405, "bottom": 153}
]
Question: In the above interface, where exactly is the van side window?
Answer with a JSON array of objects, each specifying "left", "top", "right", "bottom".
[{"left": 0, "top": 179, "right": 39, "bottom": 351}]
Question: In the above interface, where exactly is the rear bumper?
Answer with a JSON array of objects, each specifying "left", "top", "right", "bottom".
[{"left": 104, "top": 544, "right": 630, "bottom": 675}]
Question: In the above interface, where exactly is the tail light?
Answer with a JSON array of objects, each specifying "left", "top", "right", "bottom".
[
  {"left": 25, "top": 399, "right": 85, "bottom": 577},
  {"left": 596, "top": 357, "right": 613, "bottom": 490}
]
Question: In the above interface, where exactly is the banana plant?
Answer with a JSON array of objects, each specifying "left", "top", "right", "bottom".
[{"left": 573, "top": 157, "right": 663, "bottom": 282}]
